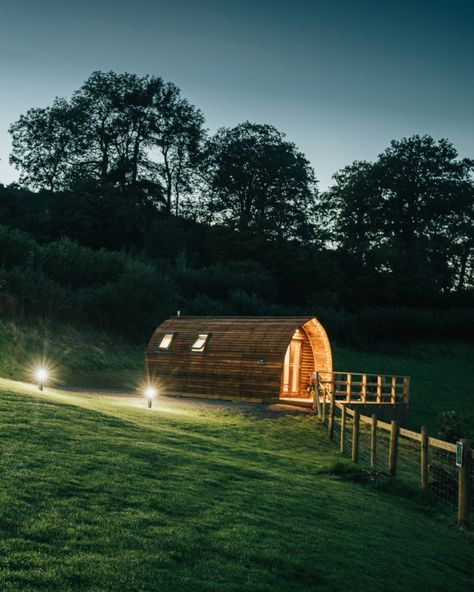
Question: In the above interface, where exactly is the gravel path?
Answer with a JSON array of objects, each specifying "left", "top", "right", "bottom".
[{"left": 60, "top": 385, "right": 313, "bottom": 418}]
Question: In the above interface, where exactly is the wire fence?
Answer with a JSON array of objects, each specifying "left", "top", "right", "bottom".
[{"left": 318, "top": 398, "right": 473, "bottom": 527}]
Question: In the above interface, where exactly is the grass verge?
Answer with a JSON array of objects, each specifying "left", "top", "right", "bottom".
[{"left": 0, "top": 378, "right": 473, "bottom": 591}]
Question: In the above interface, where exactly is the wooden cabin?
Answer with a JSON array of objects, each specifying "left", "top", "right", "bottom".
[{"left": 145, "top": 316, "right": 332, "bottom": 403}]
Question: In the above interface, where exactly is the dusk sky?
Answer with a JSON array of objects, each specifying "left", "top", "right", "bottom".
[{"left": 0, "top": 0, "right": 473, "bottom": 190}]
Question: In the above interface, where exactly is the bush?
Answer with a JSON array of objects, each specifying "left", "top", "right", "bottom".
[{"left": 436, "top": 410, "right": 471, "bottom": 443}]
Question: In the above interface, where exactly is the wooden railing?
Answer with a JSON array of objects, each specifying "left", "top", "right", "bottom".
[
  {"left": 315, "top": 371, "right": 410, "bottom": 405},
  {"left": 315, "top": 392, "right": 473, "bottom": 529}
]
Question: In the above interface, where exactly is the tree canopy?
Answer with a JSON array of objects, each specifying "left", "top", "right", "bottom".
[
  {"left": 9, "top": 71, "right": 205, "bottom": 214},
  {"left": 5, "top": 71, "right": 474, "bottom": 315},
  {"left": 203, "top": 122, "right": 318, "bottom": 242},
  {"left": 322, "top": 135, "right": 474, "bottom": 301}
]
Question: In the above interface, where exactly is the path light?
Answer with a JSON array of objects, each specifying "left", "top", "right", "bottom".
[
  {"left": 35, "top": 368, "right": 48, "bottom": 391},
  {"left": 145, "top": 387, "right": 157, "bottom": 408}
]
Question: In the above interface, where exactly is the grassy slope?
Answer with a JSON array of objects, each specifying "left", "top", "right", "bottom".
[
  {"left": 1, "top": 320, "right": 473, "bottom": 436},
  {"left": 0, "top": 378, "right": 473, "bottom": 592},
  {"left": 0, "top": 321, "right": 144, "bottom": 389},
  {"left": 334, "top": 342, "right": 474, "bottom": 437}
]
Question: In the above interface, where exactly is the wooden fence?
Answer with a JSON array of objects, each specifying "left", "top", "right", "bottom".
[
  {"left": 315, "top": 371, "right": 409, "bottom": 405},
  {"left": 315, "top": 388, "right": 473, "bottom": 529}
]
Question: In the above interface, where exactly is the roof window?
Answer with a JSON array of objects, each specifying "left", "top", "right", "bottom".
[{"left": 191, "top": 333, "right": 210, "bottom": 352}]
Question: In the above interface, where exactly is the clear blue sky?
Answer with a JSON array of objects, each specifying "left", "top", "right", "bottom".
[{"left": 0, "top": 0, "right": 472, "bottom": 189}]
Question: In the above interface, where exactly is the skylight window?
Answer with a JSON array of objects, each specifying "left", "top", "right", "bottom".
[
  {"left": 157, "top": 333, "right": 174, "bottom": 351},
  {"left": 191, "top": 333, "right": 210, "bottom": 352}
]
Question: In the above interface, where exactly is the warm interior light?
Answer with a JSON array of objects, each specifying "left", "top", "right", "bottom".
[
  {"left": 145, "top": 387, "right": 156, "bottom": 399},
  {"left": 35, "top": 368, "right": 48, "bottom": 382},
  {"left": 191, "top": 333, "right": 209, "bottom": 352},
  {"left": 158, "top": 334, "right": 174, "bottom": 350}
]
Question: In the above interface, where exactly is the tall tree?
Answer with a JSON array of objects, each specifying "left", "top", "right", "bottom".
[
  {"left": 9, "top": 71, "right": 206, "bottom": 213},
  {"left": 149, "top": 82, "right": 206, "bottom": 214},
  {"left": 203, "top": 122, "right": 318, "bottom": 242},
  {"left": 323, "top": 135, "right": 474, "bottom": 300},
  {"left": 9, "top": 98, "right": 84, "bottom": 191}
]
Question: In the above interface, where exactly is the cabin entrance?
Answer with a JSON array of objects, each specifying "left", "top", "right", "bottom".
[{"left": 280, "top": 328, "right": 313, "bottom": 399}]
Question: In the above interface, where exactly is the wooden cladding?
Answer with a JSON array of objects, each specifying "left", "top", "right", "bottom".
[{"left": 145, "top": 316, "right": 332, "bottom": 402}]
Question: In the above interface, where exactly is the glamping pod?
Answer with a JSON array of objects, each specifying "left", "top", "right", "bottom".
[{"left": 145, "top": 316, "right": 332, "bottom": 403}]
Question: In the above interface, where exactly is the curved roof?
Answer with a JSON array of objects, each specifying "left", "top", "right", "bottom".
[{"left": 146, "top": 316, "right": 332, "bottom": 402}]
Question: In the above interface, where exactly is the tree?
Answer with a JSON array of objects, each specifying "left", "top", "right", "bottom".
[
  {"left": 9, "top": 98, "right": 84, "bottom": 191},
  {"left": 322, "top": 135, "right": 474, "bottom": 301},
  {"left": 149, "top": 82, "right": 206, "bottom": 214},
  {"left": 9, "top": 71, "right": 206, "bottom": 214},
  {"left": 202, "top": 122, "right": 318, "bottom": 242}
]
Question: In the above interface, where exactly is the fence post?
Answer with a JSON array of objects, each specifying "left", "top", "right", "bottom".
[
  {"left": 420, "top": 426, "right": 428, "bottom": 490},
  {"left": 370, "top": 414, "right": 377, "bottom": 468},
  {"left": 322, "top": 389, "right": 326, "bottom": 424},
  {"left": 352, "top": 410, "right": 360, "bottom": 463},
  {"left": 457, "top": 439, "right": 471, "bottom": 529},
  {"left": 328, "top": 390, "right": 335, "bottom": 439},
  {"left": 388, "top": 420, "right": 399, "bottom": 476},
  {"left": 340, "top": 405, "right": 346, "bottom": 453}
]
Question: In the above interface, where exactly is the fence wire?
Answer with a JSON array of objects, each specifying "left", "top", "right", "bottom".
[
  {"left": 429, "top": 447, "right": 458, "bottom": 509},
  {"left": 320, "top": 403, "right": 472, "bottom": 518},
  {"left": 397, "top": 434, "right": 420, "bottom": 488}
]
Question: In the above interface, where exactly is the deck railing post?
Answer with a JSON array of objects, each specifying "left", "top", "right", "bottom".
[
  {"left": 391, "top": 377, "right": 396, "bottom": 404},
  {"left": 388, "top": 420, "right": 399, "bottom": 476},
  {"left": 340, "top": 405, "right": 346, "bottom": 453},
  {"left": 403, "top": 377, "right": 410, "bottom": 405},
  {"left": 322, "top": 389, "right": 326, "bottom": 424},
  {"left": 457, "top": 439, "right": 471, "bottom": 529},
  {"left": 370, "top": 414, "right": 377, "bottom": 468},
  {"left": 361, "top": 374, "right": 367, "bottom": 404},
  {"left": 328, "top": 389, "right": 335, "bottom": 439},
  {"left": 420, "top": 426, "right": 429, "bottom": 490},
  {"left": 352, "top": 410, "right": 360, "bottom": 463},
  {"left": 313, "top": 372, "right": 322, "bottom": 419},
  {"left": 376, "top": 376, "right": 382, "bottom": 404},
  {"left": 346, "top": 373, "right": 351, "bottom": 403}
]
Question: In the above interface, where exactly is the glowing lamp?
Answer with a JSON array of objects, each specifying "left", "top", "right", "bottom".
[
  {"left": 145, "top": 387, "right": 157, "bottom": 408},
  {"left": 35, "top": 368, "right": 48, "bottom": 391}
]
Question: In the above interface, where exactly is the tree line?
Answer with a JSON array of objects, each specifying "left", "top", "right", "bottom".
[{"left": 2, "top": 70, "right": 474, "bottom": 336}]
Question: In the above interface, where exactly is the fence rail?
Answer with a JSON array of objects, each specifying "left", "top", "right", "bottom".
[
  {"left": 315, "top": 393, "right": 473, "bottom": 528},
  {"left": 316, "top": 371, "right": 410, "bottom": 405}
]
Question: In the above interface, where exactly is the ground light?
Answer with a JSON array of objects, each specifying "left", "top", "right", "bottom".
[
  {"left": 145, "top": 387, "right": 157, "bottom": 408},
  {"left": 35, "top": 368, "right": 48, "bottom": 391}
]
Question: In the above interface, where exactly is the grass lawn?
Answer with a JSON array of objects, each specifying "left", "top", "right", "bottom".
[
  {"left": 334, "top": 342, "right": 474, "bottom": 438},
  {"left": 0, "top": 378, "right": 473, "bottom": 592}
]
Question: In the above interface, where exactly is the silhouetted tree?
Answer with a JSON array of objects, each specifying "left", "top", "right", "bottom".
[
  {"left": 9, "top": 98, "right": 85, "bottom": 191},
  {"left": 202, "top": 122, "right": 318, "bottom": 242},
  {"left": 322, "top": 135, "right": 474, "bottom": 300},
  {"left": 9, "top": 71, "right": 205, "bottom": 213}
]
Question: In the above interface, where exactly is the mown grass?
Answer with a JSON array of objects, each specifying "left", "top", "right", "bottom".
[
  {"left": 0, "top": 378, "right": 473, "bottom": 592},
  {"left": 334, "top": 342, "right": 474, "bottom": 437}
]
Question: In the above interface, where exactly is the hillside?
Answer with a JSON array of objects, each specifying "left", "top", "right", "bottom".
[
  {"left": 1, "top": 320, "right": 473, "bottom": 437},
  {"left": 0, "top": 378, "right": 472, "bottom": 592},
  {"left": 0, "top": 320, "right": 143, "bottom": 389}
]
